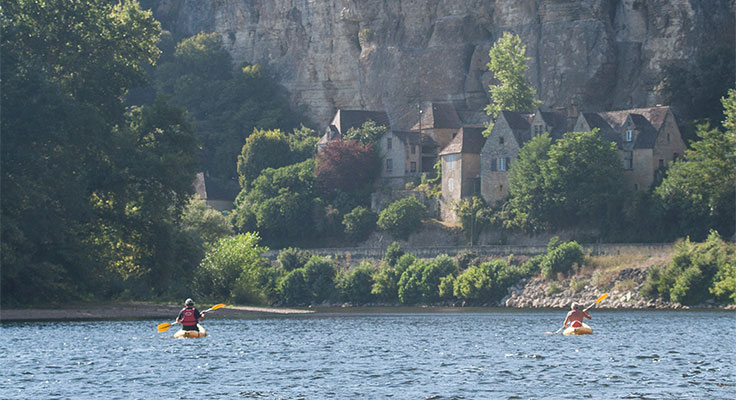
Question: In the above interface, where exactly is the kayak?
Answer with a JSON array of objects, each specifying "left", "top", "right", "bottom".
[
  {"left": 563, "top": 323, "right": 593, "bottom": 335},
  {"left": 174, "top": 324, "right": 207, "bottom": 338}
]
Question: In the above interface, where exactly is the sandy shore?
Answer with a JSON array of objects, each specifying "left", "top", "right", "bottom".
[{"left": 0, "top": 302, "right": 313, "bottom": 321}]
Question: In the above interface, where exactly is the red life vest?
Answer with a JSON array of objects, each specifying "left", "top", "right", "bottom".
[
  {"left": 571, "top": 320, "right": 583, "bottom": 328},
  {"left": 181, "top": 308, "right": 198, "bottom": 327}
]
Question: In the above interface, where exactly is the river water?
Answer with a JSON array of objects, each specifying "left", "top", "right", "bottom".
[{"left": 1, "top": 310, "right": 734, "bottom": 399}]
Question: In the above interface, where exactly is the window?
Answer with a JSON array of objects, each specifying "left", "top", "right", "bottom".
[
  {"left": 386, "top": 158, "right": 393, "bottom": 172},
  {"left": 624, "top": 151, "right": 633, "bottom": 170},
  {"left": 411, "top": 145, "right": 416, "bottom": 155},
  {"left": 498, "top": 157, "right": 507, "bottom": 171},
  {"left": 448, "top": 178, "right": 454, "bottom": 193},
  {"left": 625, "top": 130, "right": 634, "bottom": 142},
  {"left": 634, "top": 184, "right": 638, "bottom": 191},
  {"left": 659, "top": 159, "right": 664, "bottom": 168},
  {"left": 667, "top": 133, "right": 671, "bottom": 143},
  {"left": 410, "top": 161, "right": 417, "bottom": 173},
  {"left": 533, "top": 125, "right": 543, "bottom": 136},
  {"left": 499, "top": 136, "right": 504, "bottom": 145},
  {"left": 386, "top": 137, "right": 392, "bottom": 150}
]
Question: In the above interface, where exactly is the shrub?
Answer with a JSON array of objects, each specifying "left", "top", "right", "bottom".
[
  {"left": 377, "top": 197, "right": 427, "bottom": 240},
  {"left": 455, "top": 250, "right": 479, "bottom": 271},
  {"left": 383, "top": 241, "right": 405, "bottom": 267},
  {"left": 397, "top": 255, "right": 455, "bottom": 304},
  {"left": 343, "top": 206, "right": 377, "bottom": 242},
  {"left": 453, "top": 259, "right": 520, "bottom": 304},
  {"left": 337, "top": 262, "right": 376, "bottom": 304},
  {"left": 302, "top": 255, "right": 337, "bottom": 303},
  {"left": 438, "top": 275, "right": 456, "bottom": 300},
  {"left": 569, "top": 278, "right": 587, "bottom": 293},
  {"left": 519, "top": 254, "right": 544, "bottom": 277},
  {"left": 371, "top": 263, "right": 401, "bottom": 302},
  {"left": 277, "top": 247, "right": 312, "bottom": 271},
  {"left": 541, "top": 241, "right": 584, "bottom": 279},
  {"left": 711, "top": 263, "right": 736, "bottom": 303},
  {"left": 278, "top": 269, "right": 309, "bottom": 305},
  {"left": 546, "top": 282, "right": 562, "bottom": 295}
]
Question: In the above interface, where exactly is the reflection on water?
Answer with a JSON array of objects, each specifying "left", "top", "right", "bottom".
[{"left": 1, "top": 310, "right": 734, "bottom": 399}]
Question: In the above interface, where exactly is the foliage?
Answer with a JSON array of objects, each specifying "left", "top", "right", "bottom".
[
  {"left": 342, "top": 206, "right": 377, "bottom": 242},
  {"left": 455, "top": 250, "right": 480, "bottom": 272},
  {"left": 278, "top": 269, "right": 309, "bottom": 305},
  {"left": 655, "top": 91, "right": 736, "bottom": 241},
  {"left": 453, "top": 259, "right": 521, "bottom": 304},
  {"left": 342, "top": 120, "right": 387, "bottom": 145},
  {"left": 233, "top": 159, "right": 316, "bottom": 246},
  {"left": 302, "top": 256, "right": 337, "bottom": 303},
  {"left": 371, "top": 263, "right": 402, "bottom": 302},
  {"left": 337, "top": 262, "right": 376, "bottom": 304},
  {"left": 455, "top": 197, "right": 490, "bottom": 245},
  {"left": 154, "top": 32, "right": 301, "bottom": 185},
  {"left": 541, "top": 241, "right": 584, "bottom": 279},
  {"left": 397, "top": 255, "right": 456, "bottom": 304},
  {"left": 180, "top": 197, "right": 234, "bottom": 250},
  {"left": 519, "top": 255, "right": 544, "bottom": 277},
  {"left": 383, "top": 242, "right": 406, "bottom": 267},
  {"left": 237, "top": 129, "right": 293, "bottom": 189},
  {"left": 1, "top": 0, "right": 204, "bottom": 304},
  {"left": 194, "top": 233, "right": 272, "bottom": 304},
  {"left": 484, "top": 32, "right": 541, "bottom": 133},
  {"left": 377, "top": 197, "right": 427, "bottom": 240},
  {"left": 438, "top": 275, "right": 457, "bottom": 300},
  {"left": 502, "top": 130, "right": 623, "bottom": 233},
  {"left": 277, "top": 247, "right": 313, "bottom": 271},
  {"left": 315, "top": 139, "right": 379, "bottom": 203},
  {"left": 642, "top": 231, "right": 736, "bottom": 305}
]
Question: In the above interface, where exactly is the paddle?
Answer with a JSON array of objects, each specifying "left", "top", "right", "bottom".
[
  {"left": 156, "top": 303, "right": 226, "bottom": 333},
  {"left": 545, "top": 293, "right": 609, "bottom": 334}
]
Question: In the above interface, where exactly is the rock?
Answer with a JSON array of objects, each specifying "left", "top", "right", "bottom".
[{"left": 153, "top": 1, "right": 735, "bottom": 128}]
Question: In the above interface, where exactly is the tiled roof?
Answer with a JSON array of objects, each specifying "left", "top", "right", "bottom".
[
  {"left": 334, "top": 110, "right": 391, "bottom": 134},
  {"left": 439, "top": 127, "right": 487, "bottom": 155},
  {"left": 580, "top": 112, "right": 618, "bottom": 144},
  {"left": 538, "top": 110, "right": 569, "bottom": 140},
  {"left": 598, "top": 106, "right": 670, "bottom": 131},
  {"left": 629, "top": 114, "right": 658, "bottom": 149},
  {"left": 411, "top": 102, "right": 462, "bottom": 130}
]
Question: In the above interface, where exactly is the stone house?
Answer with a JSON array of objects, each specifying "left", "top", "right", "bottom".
[
  {"left": 411, "top": 102, "right": 462, "bottom": 172},
  {"left": 439, "top": 127, "right": 487, "bottom": 222},
  {"left": 377, "top": 130, "right": 421, "bottom": 188},
  {"left": 574, "top": 106, "right": 686, "bottom": 192},
  {"left": 317, "top": 109, "right": 391, "bottom": 153},
  {"left": 480, "top": 110, "right": 534, "bottom": 205}
]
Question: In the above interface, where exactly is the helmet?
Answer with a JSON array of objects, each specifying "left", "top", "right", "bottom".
[{"left": 185, "top": 298, "right": 194, "bottom": 306}]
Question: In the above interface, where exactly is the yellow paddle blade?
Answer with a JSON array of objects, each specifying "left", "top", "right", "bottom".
[
  {"left": 210, "top": 303, "right": 225, "bottom": 311},
  {"left": 596, "top": 293, "right": 609, "bottom": 304},
  {"left": 157, "top": 322, "right": 172, "bottom": 333}
]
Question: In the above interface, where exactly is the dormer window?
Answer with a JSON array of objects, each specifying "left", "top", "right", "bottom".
[
  {"left": 625, "top": 130, "right": 634, "bottom": 142},
  {"left": 499, "top": 136, "right": 504, "bottom": 145}
]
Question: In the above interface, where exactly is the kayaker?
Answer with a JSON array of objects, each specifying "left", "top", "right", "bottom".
[
  {"left": 563, "top": 302, "right": 591, "bottom": 328},
  {"left": 176, "top": 298, "right": 205, "bottom": 331}
]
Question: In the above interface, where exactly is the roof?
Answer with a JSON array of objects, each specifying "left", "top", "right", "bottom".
[
  {"left": 392, "top": 131, "right": 421, "bottom": 144},
  {"left": 496, "top": 110, "right": 532, "bottom": 144},
  {"left": 597, "top": 106, "right": 670, "bottom": 131},
  {"left": 457, "top": 110, "right": 491, "bottom": 127},
  {"left": 439, "top": 127, "right": 487, "bottom": 155},
  {"left": 411, "top": 102, "right": 461, "bottom": 130},
  {"left": 537, "top": 110, "right": 569, "bottom": 140},
  {"left": 628, "top": 114, "right": 658, "bottom": 149},
  {"left": 332, "top": 109, "right": 391, "bottom": 135},
  {"left": 579, "top": 112, "right": 619, "bottom": 144}
]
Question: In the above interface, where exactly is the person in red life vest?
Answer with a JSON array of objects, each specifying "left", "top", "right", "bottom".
[
  {"left": 177, "top": 298, "right": 205, "bottom": 331},
  {"left": 563, "top": 301, "right": 591, "bottom": 328}
]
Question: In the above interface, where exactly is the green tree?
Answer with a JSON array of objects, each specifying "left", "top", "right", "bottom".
[
  {"left": 655, "top": 90, "right": 736, "bottom": 240},
  {"left": 337, "top": 262, "right": 376, "bottom": 304},
  {"left": 377, "top": 197, "right": 427, "bottom": 240},
  {"left": 484, "top": 32, "right": 541, "bottom": 135},
  {"left": 342, "top": 120, "right": 387, "bottom": 145},
  {"left": 237, "top": 128, "right": 292, "bottom": 189},
  {"left": 342, "top": 206, "right": 377, "bottom": 242},
  {"left": 504, "top": 133, "right": 552, "bottom": 231}
]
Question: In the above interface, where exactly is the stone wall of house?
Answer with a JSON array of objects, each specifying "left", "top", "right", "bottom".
[
  {"left": 652, "top": 115, "right": 686, "bottom": 169},
  {"left": 440, "top": 154, "right": 463, "bottom": 222},
  {"left": 628, "top": 149, "right": 654, "bottom": 191},
  {"left": 151, "top": 0, "right": 734, "bottom": 130},
  {"left": 480, "top": 127, "right": 519, "bottom": 205}
]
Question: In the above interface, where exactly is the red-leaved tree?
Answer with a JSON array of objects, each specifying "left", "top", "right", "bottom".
[{"left": 315, "top": 140, "right": 379, "bottom": 200}]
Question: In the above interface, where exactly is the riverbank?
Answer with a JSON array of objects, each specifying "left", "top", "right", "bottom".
[{"left": 0, "top": 302, "right": 313, "bottom": 322}]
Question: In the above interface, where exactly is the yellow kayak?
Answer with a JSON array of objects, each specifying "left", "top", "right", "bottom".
[
  {"left": 174, "top": 324, "right": 207, "bottom": 338},
  {"left": 563, "top": 322, "right": 593, "bottom": 335}
]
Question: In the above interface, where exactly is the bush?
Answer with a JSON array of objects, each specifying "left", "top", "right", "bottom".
[
  {"left": 377, "top": 197, "right": 427, "bottom": 240},
  {"left": 711, "top": 263, "right": 736, "bottom": 303},
  {"left": 338, "top": 262, "right": 376, "bottom": 304},
  {"left": 278, "top": 269, "right": 309, "bottom": 305},
  {"left": 397, "top": 255, "right": 455, "bottom": 304},
  {"left": 278, "top": 247, "right": 312, "bottom": 271},
  {"left": 520, "top": 254, "right": 544, "bottom": 277},
  {"left": 455, "top": 250, "right": 479, "bottom": 271},
  {"left": 541, "top": 241, "right": 584, "bottom": 279},
  {"left": 371, "top": 263, "right": 401, "bottom": 302},
  {"left": 302, "top": 256, "right": 337, "bottom": 303},
  {"left": 343, "top": 206, "right": 377, "bottom": 242},
  {"left": 438, "top": 275, "right": 456, "bottom": 300},
  {"left": 383, "top": 241, "right": 405, "bottom": 267},
  {"left": 453, "top": 259, "right": 522, "bottom": 304}
]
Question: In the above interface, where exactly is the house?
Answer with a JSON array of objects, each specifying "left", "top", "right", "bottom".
[
  {"left": 439, "top": 127, "right": 487, "bottom": 222},
  {"left": 574, "top": 105, "right": 686, "bottom": 192},
  {"left": 378, "top": 130, "right": 421, "bottom": 188},
  {"left": 411, "top": 102, "right": 462, "bottom": 172},
  {"left": 479, "top": 110, "right": 533, "bottom": 205},
  {"left": 317, "top": 109, "right": 391, "bottom": 152}
]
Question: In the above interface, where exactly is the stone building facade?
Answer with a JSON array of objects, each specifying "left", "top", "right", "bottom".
[
  {"left": 439, "top": 127, "right": 486, "bottom": 222},
  {"left": 377, "top": 130, "right": 421, "bottom": 188}
]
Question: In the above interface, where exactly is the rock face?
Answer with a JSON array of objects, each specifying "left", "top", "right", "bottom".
[{"left": 152, "top": 0, "right": 735, "bottom": 129}]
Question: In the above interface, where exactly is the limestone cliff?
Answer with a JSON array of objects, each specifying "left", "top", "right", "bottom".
[{"left": 151, "top": 0, "right": 735, "bottom": 129}]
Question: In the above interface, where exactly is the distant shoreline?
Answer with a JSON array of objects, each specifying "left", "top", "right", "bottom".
[{"left": 1, "top": 301, "right": 732, "bottom": 322}]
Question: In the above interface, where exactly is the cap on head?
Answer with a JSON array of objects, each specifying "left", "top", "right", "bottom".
[
  {"left": 185, "top": 298, "right": 194, "bottom": 306},
  {"left": 571, "top": 302, "right": 580, "bottom": 310}
]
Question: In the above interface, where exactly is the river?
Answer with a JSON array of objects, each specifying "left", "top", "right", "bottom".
[{"left": 1, "top": 309, "right": 734, "bottom": 399}]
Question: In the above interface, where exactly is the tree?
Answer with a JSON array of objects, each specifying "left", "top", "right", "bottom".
[
  {"left": 342, "top": 206, "right": 377, "bottom": 242},
  {"left": 237, "top": 128, "right": 292, "bottom": 189},
  {"left": 655, "top": 90, "right": 736, "bottom": 240},
  {"left": 315, "top": 140, "right": 379, "bottom": 203},
  {"left": 377, "top": 197, "right": 427, "bottom": 240},
  {"left": 180, "top": 197, "right": 234, "bottom": 250},
  {"left": 484, "top": 32, "right": 541, "bottom": 134},
  {"left": 504, "top": 133, "right": 552, "bottom": 231},
  {"left": 342, "top": 120, "right": 387, "bottom": 145}
]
